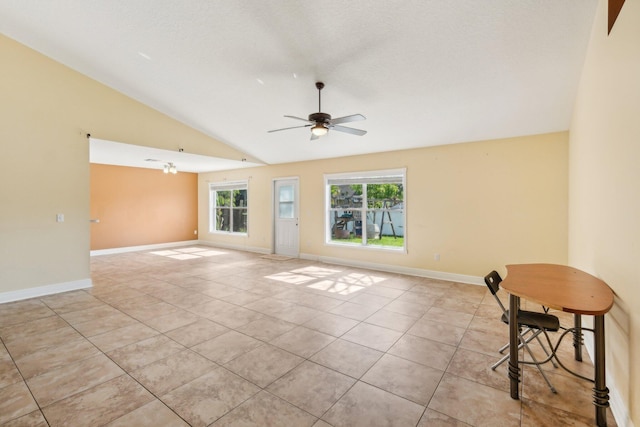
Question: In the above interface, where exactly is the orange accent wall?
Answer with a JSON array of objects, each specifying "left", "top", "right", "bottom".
[{"left": 90, "top": 164, "right": 198, "bottom": 250}]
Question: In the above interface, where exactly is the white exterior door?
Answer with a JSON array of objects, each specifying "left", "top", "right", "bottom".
[{"left": 274, "top": 178, "right": 299, "bottom": 257}]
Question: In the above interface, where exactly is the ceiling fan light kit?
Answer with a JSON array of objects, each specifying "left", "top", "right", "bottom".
[
  {"left": 268, "top": 82, "right": 366, "bottom": 140},
  {"left": 311, "top": 123, "right": 328, "bottom": 136}
]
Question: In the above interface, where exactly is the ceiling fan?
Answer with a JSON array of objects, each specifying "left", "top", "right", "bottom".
[{"left": 268, "top": 82, "right": 367, "bottom": 140}]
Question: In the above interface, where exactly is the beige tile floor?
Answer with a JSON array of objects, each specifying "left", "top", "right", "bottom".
[{"left": 0, "top": 246, "right": 617, "bottom": 426}]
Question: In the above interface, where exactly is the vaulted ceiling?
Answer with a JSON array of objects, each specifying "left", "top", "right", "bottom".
[{"left": 1, "top": 1, "right": 597, "bottom": 170}]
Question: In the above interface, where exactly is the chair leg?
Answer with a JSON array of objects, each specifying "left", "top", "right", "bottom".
[
  {"left": 497, "top": 329, "right": 558, "bottom": 367},
  {"left": 491, "top": 330, "right": 537, "bottom": 370},
  {"left": 499, "top": 327, "right": 534, "bottom": 354},
  {"left": 523, "top": 337, "right": 557, "bottom": 393},
  {"left": 533, "top": 333, "right": 559, "bottom": 368},
  {"left": 491, "top": 352, "right": 511, "bottom": 370},
  {"left": 493, "top": 329, "right": 541, "bottom": 369}
]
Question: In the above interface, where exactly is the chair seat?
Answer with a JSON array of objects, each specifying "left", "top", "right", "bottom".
[{"left": 501, "top": 310, "right": 560, "bottom": 332}]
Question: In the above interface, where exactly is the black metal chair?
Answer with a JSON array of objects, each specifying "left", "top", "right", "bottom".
[{"left": 484, "top": 270, "right": 560, "bottom": 393}]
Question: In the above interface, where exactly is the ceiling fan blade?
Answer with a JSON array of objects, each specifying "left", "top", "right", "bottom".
[
  {"left": 330, "top": 125, "right": 367, "bottom": 136},
  {"left": 329, "top": 114, "right": 366, "bottom": 125},
  {"left": 268, "top": 124, "right": 312, "bottom": 133},
  {"left": 284, "top": 115, "right": 313, "bottom": 123}
]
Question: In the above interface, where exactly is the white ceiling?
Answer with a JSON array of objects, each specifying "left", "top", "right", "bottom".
[{"left": 1, "top": 1, "right": 597, "bottom": 171}]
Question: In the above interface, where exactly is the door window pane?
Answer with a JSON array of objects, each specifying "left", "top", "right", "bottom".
[
  {"left": 279, "top": 185, "right": 295, "bottom": 218},
  {"left": 279, "top": 185, "right": 294, "bottom": 202}
]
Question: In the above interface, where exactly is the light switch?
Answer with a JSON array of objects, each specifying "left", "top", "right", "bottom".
[{"left": 56, "top": 213, "right": 64, "bottom": 222}]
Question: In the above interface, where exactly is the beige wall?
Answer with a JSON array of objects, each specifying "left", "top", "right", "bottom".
[
  {"left": 569, "top": 0, "right": 640, "bottom": 424},
  {"left": 199, "top": 132, "right": 568, "bottom": 278},
  {"left": 90, "top": 164, "right": 198, "bottom": 250},
  {"left": 0, "top": 34, "right": 245, "bottom": 296}
]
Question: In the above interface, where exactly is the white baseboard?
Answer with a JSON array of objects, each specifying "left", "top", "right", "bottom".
[
  {"left": 609, "top": 383, "right": 635, "bottom": 427},
  {"left": 299, "top": 252, "right": 484, "bottom": 286},
  {"left": 0, "top": 278, "right": 92, "bottom": 304},
  {"left": 198, "top": 240, "right": 271, "bottom": 255},
  {"left": 90, "top": 240, "right": 200, "bottom": 256},
  {"left": 91, "top": 240, "right": 270, "bottom": 257}
]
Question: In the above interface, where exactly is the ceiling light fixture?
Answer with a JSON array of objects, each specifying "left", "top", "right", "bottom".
[
  {"left": 311, "top": 123, "right": 328, "bottom": 137},
  {"left": 163, "top": 162, "right": 177, "bottom": 174}
]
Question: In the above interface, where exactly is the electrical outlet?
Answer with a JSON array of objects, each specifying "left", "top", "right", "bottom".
[
  {"left": 434, "top": 253, "right": 440, "bottom": 261},
  {"left": 56, "top": 213, "right": 64, "bottom": 223},
  {"left": 194, "top": 230, "right": 198, "bottom": 235}
]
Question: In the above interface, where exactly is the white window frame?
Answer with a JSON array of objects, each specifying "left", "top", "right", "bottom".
[
  {"left": 324, "top": 168, "right": 406, "bottom": 252},
  {"left": 209, "top": 181, "right": 249, "bottom": 235}
]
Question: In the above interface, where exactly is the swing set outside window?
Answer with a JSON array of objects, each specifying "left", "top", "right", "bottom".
[{"left": 325, "top": 169, "right": 406, "bottom": 251}]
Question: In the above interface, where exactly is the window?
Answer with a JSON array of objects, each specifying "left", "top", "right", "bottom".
[
  {"left": 209, "top": 181, "right": 248, "bottom": 234},
  {"left": 278, "top": 184, "right": 295, "bottom": 219},
  {"left": 325, "top": 169, "right": 406, "bottom": 250}
]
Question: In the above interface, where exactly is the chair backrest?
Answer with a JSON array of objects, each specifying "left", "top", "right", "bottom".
[
  {"left": 484, "top": 270, "right": 507, "bottom": 314},
  {"left": 484, "top": 270, "right": 502, "bottom": 295}
]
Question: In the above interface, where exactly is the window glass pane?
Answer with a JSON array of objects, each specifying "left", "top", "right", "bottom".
[
  {"left": 365, "top": 208, "right": 403, "bottom": 246},
  {"left": 330, "top": 184, "right": 363, "bottom": 208},
  {"left": 217, "top": 190, "right": 231, "bottom": 207},
  {"left": 233, "top": 189, "right": 247, "bottom": 207},
  {"left": 216, "top": 208, "right": 230, "bottom": 231},
  {"left": 366, "top": 183, "right": 403, "bottom": 208},
  {"left": 329, "top": 208, "right": 365, "bottom": 243},
  {"left": 232, "top": 208, "right": 247, "bottom": 232},
  {"left": 279, "top": 202, "right": 294, "bottom": 218},
  {"left": 279, "top": 185, "right": 294, "bottom": 202},
  {"left": 278, "top": 185, "right": 295, "bottom": 218}
]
